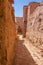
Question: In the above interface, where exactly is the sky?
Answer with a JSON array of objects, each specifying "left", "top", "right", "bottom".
[{"left": 13, "top": 0, "right": 41, "bottom": 17}]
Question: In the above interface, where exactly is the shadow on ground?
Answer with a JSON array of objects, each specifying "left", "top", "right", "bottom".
[{"left": 12, "top": 39, "right": 37, "bottom": 65}]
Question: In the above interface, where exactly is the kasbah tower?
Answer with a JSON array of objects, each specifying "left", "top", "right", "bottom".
[{"left": 0, "top": 0, "right": 17, "bottom": 65}]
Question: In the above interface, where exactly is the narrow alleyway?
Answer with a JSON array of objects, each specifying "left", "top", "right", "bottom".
[{"left": 12, "top": 35, "right": 37, "bottom": 65}]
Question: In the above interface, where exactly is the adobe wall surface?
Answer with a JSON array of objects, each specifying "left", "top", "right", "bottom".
[
  {"left": 15, "top": 17, "right": 24, "bottom": 34},
  {"left": 23, "top": 6, "right": 28, "bottom": 22},
  {"left": 23, "top": 2, "right": 39, "bottom": 37},
  {"left": 0, "top": 0, "right": 7, "bottom": 65},
  {"left": 0, "top": 0, "right": 17, "bottom": 65},
  {"left": 25, "top": 2, "right": 43, "bottom": 65},
  {"left": 26, "top": 3, "right": 43, "bottom": 47},
  {"left": 23, "top": 6, "right": 28, "bottom": 37},
  {"left": 28, "top": 2, "right": 40, "bottom": 14},
  {"left": 26, "top": 2, "right": 43, "bottom": 62}
]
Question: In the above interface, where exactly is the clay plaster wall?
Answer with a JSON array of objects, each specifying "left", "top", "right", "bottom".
[
  {"left": 0, "top": 0, "right": 17, "bottom": 65},
  {"left": 23, "top": 6, "right": 28, "bottom": 37},
  {"left": 26, "top": 2, "right": 43, "bottom": 49}
]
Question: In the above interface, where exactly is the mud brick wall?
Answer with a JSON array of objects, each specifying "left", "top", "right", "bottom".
[
  {"left": 0, "top": 0, "right": 7, "bottom": 65},
  {"left": 26, "top": 3, "right": 43, "bottom": 64},
  {"left": 15, "top": 17, "right": 24, "bottom": 35},
  {"left": 23, "top": 6, "right": 28, "bottom": 22},
  {"left": 29, "top": 2, "right": 39, "bottom": 14},
  {"left": 0, "top": 0, "right": 17, "bottom": 65},
  {"left": 5, "top": 0, "right": 17, "bottom": 65},
  {"left": 26, "top": 2, "right": 43, "bottom": 48},
  {"left": 23, "top": 6, "right": 28, "bottom": 37},
  {"left": 26, "top": 2, "right": 40, "bottom": 38},
  {"left": 11, "top": 7, "right": 15, "bottom": 21}
]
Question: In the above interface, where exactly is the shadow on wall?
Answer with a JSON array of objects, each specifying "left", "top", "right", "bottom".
[{"left": 18, "top": 26, "right": 22, "bottom": 35}]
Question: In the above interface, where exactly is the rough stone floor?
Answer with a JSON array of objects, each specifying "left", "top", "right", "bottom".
[{"left": 12, "top": 36, "right": 37, "bottom": 65}]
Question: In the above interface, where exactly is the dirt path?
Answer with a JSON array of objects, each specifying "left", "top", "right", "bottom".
[{"left": 12, "top": 39, "right": 37, "bottom": 65}]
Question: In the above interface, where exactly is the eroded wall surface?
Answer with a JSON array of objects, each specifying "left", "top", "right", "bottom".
[
  {"left": 26, "top": 3, "right": 43, "bottom": 64},
  {"left": 23, "top": 6, "right": 28, "bottom": 37},
  {"left": 0, "top": 0, "right": 17, "bottom": 65},
  {"left": 0, "top": 0, "right": 7, "bottom": 65},
  {"left": 15, "top": 17, "right": 24, "bottom": 35},
  {"left": 26, "top": 3, "right": 43, "bottom": 48}
]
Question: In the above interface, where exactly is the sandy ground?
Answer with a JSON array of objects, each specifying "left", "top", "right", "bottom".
[{"left": 12, "top": 35, "right": 37, "bottom": 65}]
